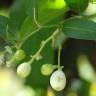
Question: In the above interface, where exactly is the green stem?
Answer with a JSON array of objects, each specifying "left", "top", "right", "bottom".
[
  {"left": 18, "top": 16, "right": 75, "bottom": 49},
  {"left": 28, "top": 29, "right": 59, "bottom": 65},
  {"left": 58, "top": 45, "right": 61, "bottom": 69},
  {"left": 33, "top": 8, "right": 41, "bottom": 28}
]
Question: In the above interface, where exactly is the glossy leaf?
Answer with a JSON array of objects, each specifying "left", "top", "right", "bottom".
[
  {"left": 8, "top": 0, "right": 68, "bottom": 43},
  {"left": 19, "top": 16, "right": 37, "bottom": 41},
  {"left": 62, "top": 18, "right": 96, "bottom": 40},
  {"left": 8, "top": 0, "right": 27, "bottom": 40},
  {"left": 0, "top": 15, "right": 8, "bottom": 38},
  {"left": 25, "top": 0, "right": 68, "bottom": 25},
  {"left": 64, "top": 0, "right": 89, "bottom": 13}
]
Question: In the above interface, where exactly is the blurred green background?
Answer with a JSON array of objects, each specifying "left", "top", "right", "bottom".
[{"left": 0, "top": 0, "right": 96, "bottom": 96}]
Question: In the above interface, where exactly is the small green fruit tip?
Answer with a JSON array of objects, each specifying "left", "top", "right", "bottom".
[
  {"left": 58, "top": 66, "right": 64, "bottom": 70},
  {"left": 15, "top": 49, "right": 26, "bottom": 61},
  {"left": 41, "top": 64, "right": 56, "bottom": 76}
]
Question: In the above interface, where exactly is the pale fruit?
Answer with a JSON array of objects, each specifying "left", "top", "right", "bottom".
[
  {"left": 50, "top": 70, "right": 66, "bottom": 91},
  {"left": 17, "top": 62, "right": 31, "bottom": 78}
]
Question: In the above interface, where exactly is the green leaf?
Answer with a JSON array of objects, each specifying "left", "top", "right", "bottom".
[
  {"left": 62, "top": 18, "right": 96, "bottom": 40},
  {"left": 8, "top": 0, "right": 27, "bottom": 39},
  {"left": 8, "top": 0, "right": 68, "bottom": 44},
  {"left": 64, "top": 0, "right": 89, "bottom": 13},
  {"left": 18, "top": 0, "right": 68, "bottom": 44},
  {"left": 0, "top": 15, "right": 8, "bottom": 39},
  {"left": 38, "top": 0, "right": 68, "bottom": 24},
  {"left": 19, "top": 16, "right": 58, "bottom": 49},
  {"left": 24, "top": 0, "right": 39, "bottom": 15},
  {"left": 25, "top": 0, "right": 68, "bottom": 25},
  {"left": 19, "top": 16, "right": 37, "bottom": 40}
]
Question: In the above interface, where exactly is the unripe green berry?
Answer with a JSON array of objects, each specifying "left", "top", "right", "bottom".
[
  {"left": 14, "top": 49, "right": 25, "bottom": 61},
  {"left": 41, "top": 64, "right": 56, "bottom": 76},
  {"left": 50, "top": 70, "right": 66, "bottom": 91},
  {"left": 17, "top": 62, "right": 31, "bottom": 78},
  {"left": 6, "top": 49, "right": 26, "bottom": 67}
]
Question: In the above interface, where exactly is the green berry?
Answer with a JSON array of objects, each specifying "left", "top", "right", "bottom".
[
  {"left": 17, "top": 62, "right": 31, "bottom": 78},
  {"left": 14, "top": 49, "right": 25, "bottom": 61},
  {"left": 6, "top": 49, "right": 26, "bottom": 67},
  {"left": 50, "top": 70, "right": 66, "bottom": 91},
  {"left": 41, "top": 64, "right": 56, "bottom": 76}
]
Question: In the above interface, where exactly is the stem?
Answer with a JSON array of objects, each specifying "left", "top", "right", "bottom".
[
  {"left": 18, "top": 24, "right": 59, "bottom": 48},
  {"left": 58, "top": 45, "right": 61, "bottom": 69},
  {"left": 18, "top": 14, "right": 75, "bottom": 49},
  {"left": 28, "top": 29, "right": 59, "bottom": 65},
  {"left": 18, "top": 7, "right": 72, "bottom": 49},
  {"left": 33, "top": 8, "right": 41, "bottom": 28}
]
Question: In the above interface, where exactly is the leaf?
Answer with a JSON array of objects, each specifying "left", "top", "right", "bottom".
[
  {"left": 8, "top": 0, "right": 27, "bottom": 39},
  {"left": 0, "top": 15, "right": 8, "bottom": 39},
  {"left": 19, "top": 16, "right": 37, "bottom": 40},
  {"left": 0, "top": 15, "right": 8, "bottom": 50},
  {"left": 25, "top": 0, "right": 68, "bottom": 25},
  {"left": 38, "top": 0, "right": 68, "bottom": 24},
  {"left": 62, "top": 18, "right": 96, "bottom": 40},
  {"left": 64, "top": 0, "right": 89, "bottom": 13},
  {"left": 8, "top": 0, "right": 68, "bottom": 44},
  {"left": 18, "top": 0, "right": 68, "bottom": 43},
  {"left": 24, "top": 0, "right": 39, "bottom": 15}
]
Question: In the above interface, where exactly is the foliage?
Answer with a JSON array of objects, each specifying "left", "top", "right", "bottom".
[{"left": 0, "top": 0, "right": 96, "bottom": 95}]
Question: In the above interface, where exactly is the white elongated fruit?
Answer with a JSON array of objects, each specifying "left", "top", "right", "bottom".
[
  {"left": 84, "top": 3, "right": 96, "bottom": 16},
  {"left": 41, "top": 64, "right": 56, "bottom": 76},
  {"left": 17, "top": 62, "right": 31, "bottom": 78},
  {"left": 50, "top": 70, "right": 66, "bottom": 91}
]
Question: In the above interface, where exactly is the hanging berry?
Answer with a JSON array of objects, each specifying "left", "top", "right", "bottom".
[
  {"left": 17, "top": 62, "right": 31, "bottom": 78},
  {"left": 50, "top": 70, "right": 66, "bottom": 91}
]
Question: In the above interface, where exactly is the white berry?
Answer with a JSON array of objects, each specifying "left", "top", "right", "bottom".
[
  {"left": 17, "top": 62, "right": 31, "bottom": 78},
  {"left": 50, "top": 70, "right": 66, "bottom": 91}
]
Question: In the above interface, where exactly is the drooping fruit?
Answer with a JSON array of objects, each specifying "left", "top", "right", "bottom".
[{"left": 50, "top": 70, "right": 66, "bottom": 91}]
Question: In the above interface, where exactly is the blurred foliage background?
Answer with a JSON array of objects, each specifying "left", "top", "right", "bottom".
[{"left": 0, "top": 0, "right": 96, "bottom": 96}]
